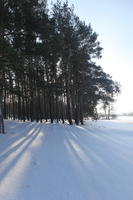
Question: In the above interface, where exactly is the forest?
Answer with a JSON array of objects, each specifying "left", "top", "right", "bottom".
[{"left": 0, "top": 0, "right": 120, "bottom": 133}]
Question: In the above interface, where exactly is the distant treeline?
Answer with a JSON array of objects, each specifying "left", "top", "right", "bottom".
[
  {"left": 122, "top": 113, "right": 133, "bottom": 116},
  {"left": 0, "top": 0, "right": 120, "bottom": 132}
]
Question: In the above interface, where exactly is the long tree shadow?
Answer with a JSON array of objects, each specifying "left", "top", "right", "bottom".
[
  {"left": 55, "top": 125, "right": 133, "bottom": 199},
  {"left": 0, "top": 122, "right": 43, "bottom": 182},
  {"left": 0, "top": 121, "right": 41, "bottom": 154},
  {"left": 1, "top": 121, "right": 133, "bottom": 200},
  {"left": 65, "top": 122, "right": 133, "bottom": 162},
  {"left": 37, "top": 123, "right": 125, "bottom": 199}
]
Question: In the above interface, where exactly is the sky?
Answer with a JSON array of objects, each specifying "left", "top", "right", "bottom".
[{"left": 48, "top": 0, "right": 133, "bottom": 114}]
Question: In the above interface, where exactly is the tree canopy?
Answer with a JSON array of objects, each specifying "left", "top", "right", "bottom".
[{"left": 0, "top": 0, "right": 120, "bottom": 133}]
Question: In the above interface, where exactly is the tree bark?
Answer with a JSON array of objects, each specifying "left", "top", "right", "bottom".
[{"left": 0, "top": 92, "right": 5, "bottom": 133}]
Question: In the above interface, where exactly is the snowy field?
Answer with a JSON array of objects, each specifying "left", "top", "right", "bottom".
[{"left": 0, "top": 119, "right": 133, "bottom": 200}]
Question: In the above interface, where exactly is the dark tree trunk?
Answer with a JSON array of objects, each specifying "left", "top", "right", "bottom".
[{"left": 0, "top": 92, "right": 5, "bottom": 133}]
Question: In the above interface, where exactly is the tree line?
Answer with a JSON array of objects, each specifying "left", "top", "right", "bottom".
[{"left": 0, "top": 0, "right": 120, "bottom": 133}]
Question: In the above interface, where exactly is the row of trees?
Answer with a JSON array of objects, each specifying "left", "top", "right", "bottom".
[{"left": 0, "top": 0, "right": 120, "bottom": 133}]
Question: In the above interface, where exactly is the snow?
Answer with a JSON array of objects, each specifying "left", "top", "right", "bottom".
[{"left": 0, "top": 119, "right": 133, "bottom": 200}]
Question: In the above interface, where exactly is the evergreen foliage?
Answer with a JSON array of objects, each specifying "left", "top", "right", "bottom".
[{"left": 0, "top": 0, "right": 120, "bottom": 132}]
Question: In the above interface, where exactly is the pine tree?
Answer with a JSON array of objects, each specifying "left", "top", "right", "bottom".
[{"left": 0, "top": 0, "right": 120, "bottom": 131}]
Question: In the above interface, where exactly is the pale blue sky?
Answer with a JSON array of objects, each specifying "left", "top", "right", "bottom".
[{"left": 49, "top": 0, "right": 133, "bottom": 113}]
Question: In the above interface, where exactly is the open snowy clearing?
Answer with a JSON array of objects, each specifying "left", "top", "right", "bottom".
[{"left": 0, "top": 119, "right": 133, "bottom": 200}]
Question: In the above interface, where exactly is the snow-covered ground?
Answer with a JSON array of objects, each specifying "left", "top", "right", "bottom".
[
  {"left": 0, "top": 119, "right": 133, "bottom": 200},
  {"left": 117, "top": 115, "right": 133, "bottom": 123}
]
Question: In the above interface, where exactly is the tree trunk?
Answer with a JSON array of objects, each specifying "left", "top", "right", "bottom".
[
  {"left": 0, "top": 92, "right": 5, "bottom": 133},
  {"left": 65, "top": 50, "right": 73, "bottom": 125}
]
